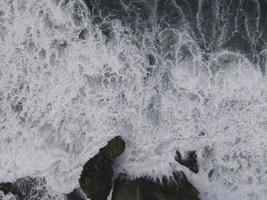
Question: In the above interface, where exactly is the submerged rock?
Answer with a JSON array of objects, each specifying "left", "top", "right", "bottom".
[
  {"left": 0, "top": 181, "right": 23, "bottom": 199},
  {"left": 112, "top": 172, "right": 200, "bottom": 200},
  {"left": 0, "top": 177, "right": 88, "bottom": 200},
  {"left": 78, "top": 28, "right": 89, "bottom": 40},
  {"left": 175, "top": 151, "right": 199, "bottom": 174},
  {"left": 79, "top": 136, "right": 126, "bottom": 200},
  {"left": 147, "top": 53, "right": 156, "bottom": 66},
  {"left": 0, "top": 177, "right": 56, "bottom": 200}
]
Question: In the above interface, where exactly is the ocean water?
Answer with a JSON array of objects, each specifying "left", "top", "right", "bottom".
[{"left": 0, "top": 0, "right": 267, "bottom": 199}]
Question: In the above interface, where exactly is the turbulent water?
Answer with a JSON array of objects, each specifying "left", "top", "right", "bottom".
[{"left": 0, "top": 0, "right": 267, "bottom": 199}]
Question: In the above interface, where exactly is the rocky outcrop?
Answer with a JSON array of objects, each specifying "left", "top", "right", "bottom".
[
  {"left": 110, "top": 149, "right": 200, "bottom": 200},
  {"left": 0, "top": 138, "right": 200, "bottom": 200},
  {"left": 111, "top": 172, "right": 200, "bottom": 200},
  {"left": 79, "top": 136, "right": 126, "bottom": 200},
  {"left": 79, "top": 138, "right": 200, "bottom": 200}
]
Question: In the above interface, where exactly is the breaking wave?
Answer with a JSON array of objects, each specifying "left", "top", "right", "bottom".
[{"left": 0, "top": 0, "right": 267, "bottom": 199}]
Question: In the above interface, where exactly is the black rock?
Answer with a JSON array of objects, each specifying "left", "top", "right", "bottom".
[
  {"left": 79, "top": 136, "right": 126, "bottom": 200},
  {"left": 175, "top": 151, "right": 199, "bottom": 174},
  {"left": 66, "top": 188, "right": 87, "bottom": 200},
  {"left": 111, "top": 172, "right": 200, "bottom": 200}
]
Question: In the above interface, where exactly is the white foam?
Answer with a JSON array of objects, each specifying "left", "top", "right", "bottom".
[{"left": 0, "top": 0, "right": 267, "bottom": 199}]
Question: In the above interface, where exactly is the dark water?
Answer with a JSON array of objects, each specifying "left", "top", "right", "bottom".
[{"left": 85, "top": 0, "right": 267, "bottom": 72}]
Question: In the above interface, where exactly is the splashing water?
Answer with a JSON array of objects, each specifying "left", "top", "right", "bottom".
[{"left": 0, "top": 0, "right": 267, "bottom": 199}]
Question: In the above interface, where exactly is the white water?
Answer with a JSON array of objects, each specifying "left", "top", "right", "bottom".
[{"left": 0, "top": 0, "right": 267, "bottom": 199}]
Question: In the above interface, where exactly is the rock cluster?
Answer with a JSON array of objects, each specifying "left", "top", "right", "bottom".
[
  {"left": 0, "top": 136, "right": 200, "bottom": 200},
  {"left": 79, "top": 136, "right": 200, "bottom": 200}
]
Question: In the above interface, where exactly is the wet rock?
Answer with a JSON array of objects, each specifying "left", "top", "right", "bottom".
[
  {"left": 79, "top": 136, "right": 126, "bottom": 200},
  {"left": 66, "top": 188, "right": 86, "bottom": 200},
  {"left": 111, "top": 172, "right": 200, "bottom": 200},
  {"left": 175, "top": 151, "right": 199, "bottom": 174},
  {"left": 0, "top": 177, "right": 51, "bottom": 200},
  {"left": 0, "top": 181, "right": 23, "bottom": 199},
  {"left": 0, "top": 177, "right": 87, "bottom": 200}
]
